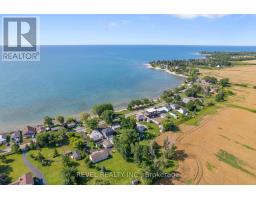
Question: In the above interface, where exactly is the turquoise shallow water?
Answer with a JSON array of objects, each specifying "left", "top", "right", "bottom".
[{"left": 0, "top": 45, "right": 256, "bottom": 131}]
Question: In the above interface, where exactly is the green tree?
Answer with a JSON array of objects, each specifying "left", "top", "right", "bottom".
[
  {"left": 120, "top": 117, "right": 136, "bottom": 129},
  {"left": 219, "top": 78, "right": 230, "bottom": 87},
  {"left": 44, "top": 116, "right": 53, "bottom": 127},
  {"left": 0, "top": 173, "right": 11, "bottom": 185},
  {"left": 215, "top": 90, "right": 225, "bottom": 102},
  {"left": 19, "top": 132, "right": 23, "bottom": 143},
  {"left": 56, "top": 116, "right": 65, "bottom": 124},
  {"left": 53, "top": 148, "right": 59, "bottom": 158},
  {"left": 66, "top": 117, "right": 76, "bottom": 124},
  {"left": 62, "top": 166, "right": 80, "bottom": 185},
  {"left": 186, "top": 100, "right": 197, "bottom": 112},
  {"left": 85, "top": 118, "right": 99, "bottom": 130},
  {"left": 11, "top": 143, "right": 21, "bottom": 153},
  {"left": 203, "top": 76, "right": 218, "bottom": 84},
  {"left": 6, "top": 135, "right": 10, "bottom": 144},
  {"left": 100, "top": 110, "right": 114, "bottom": 125},
  {"left": 162, "top": 119, "right": 177, "bottom": 132},
  {"left": 92, "top": 103, "right": 114, "bottom": 117}
]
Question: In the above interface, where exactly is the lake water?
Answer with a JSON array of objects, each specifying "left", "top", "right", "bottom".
[{"left": 1, "top": 45, "right": 256, "bottom": 131}]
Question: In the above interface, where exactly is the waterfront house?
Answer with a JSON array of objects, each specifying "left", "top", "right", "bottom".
[
  {"left": 89, "top": 149, "right": 109, "bottom": 163},
  {"left": 23, "top": 126, "right": 36, "bottom": 138},
  {"left": 170, "top": 104, "right": 180, "bottom": 110},
  {"left": 11, "top": 130, "right": 21, "bottom": 143},
  {"left": 36, "top": 125, "right": 46, "bottom": 133},
  {"left": 101, "top": 127, "right": 114, "bottom": 139},
  {"left": 177, "top": 108, "right": 189, "bottom": 116},
  {"left": 71, "top": 150, "right": 81, "bottom": 160},
  {"left": 66, "top": 122, "right": 77, "bottom": 129},
  {"left": 145, "top": 107, "right": 158, "bottom": 118},
  {"left": 90, "top": 130, "right": 103, "bottom": 142},
  {"left": 51, "top": 126, "right": 62, "bottom": 132},
  {"left": 156, "top": 106, "right": 170, "bottom": 113},
  {"left": 0, "top": 135, "right": 6, "bottom": 145},
  {"left": 102, "top": 139, "right": 113, "bottom": 149}
]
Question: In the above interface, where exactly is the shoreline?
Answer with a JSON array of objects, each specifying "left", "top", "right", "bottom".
[
  {"left": 0, "top": 63, "right": 185, "bottom": 133},
  {"left": 145, "top": 63, "right": 187, "bottom": 78}
]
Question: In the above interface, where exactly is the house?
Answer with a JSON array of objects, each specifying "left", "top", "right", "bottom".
[
  {"left": 136, "top": 124, "right": 147, "bottom": 133},
  {"left": 0, "top": 134, "right": 7, "bottom": 145},
  {"left": 89, "top": 149, "right": 109, "bottom": 163},
  {"left": 23, "top": 126, "right": 36, "bottom": 138},
  {"left": 170, "top": 104, "right": 180, "bottom": 110},
  {"left": 156, "top": 106, "right": 170, "bottom": 113},
  {"left": 36, "top": 125, "right": 46, "bottom": 133},
  {"left": 145, "top": 107, "right": 158, "bottom": 118},
  {"left": 74, "top": 126, "right": 86, "bottom": 134},
  {"left": 177, "top": 108, "right": 189, "bottom": 116},
  {"left": 51, "top": 126, "right": 62, "bottom": 132},
  {"left": 102, "top": 139, "right": 113, "bottom": 149},
  {"left": 101, "top": 127, "right": 114, "bottom": 139},
  {"left": 66, "top": 122, "right": 76, "bottom": 129},
  {"left": 70, "top": 150, "right": 81, "bottom": 160},
  {"left": 11, "top": 172, "right": 34, "bottom": 185},
  {"left": 90, "top": 130, "right": 103, "bottom": 142},
  {"left": 169, "top": 112, "right": 178, "bottom": 119},
  {"left": 136, "top": 114, "right": 146, "bottom": 122},
  {"left": 11, "top": 130, "right": 21, "bottom": 143},
  {"left": 182, "top": 97, "right": 196, "bottom": 104},
  {"left": 111, "top": 122, "right": 121, "bottom": 131}
]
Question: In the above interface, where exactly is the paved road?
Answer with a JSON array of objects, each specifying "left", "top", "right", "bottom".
[{"left": 22, "top": 151, "right": 47, "bottom": 185}]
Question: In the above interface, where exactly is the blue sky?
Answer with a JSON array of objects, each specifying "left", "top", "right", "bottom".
[{"left": 1, "top": 14, "right": 256, "bottom": 45}]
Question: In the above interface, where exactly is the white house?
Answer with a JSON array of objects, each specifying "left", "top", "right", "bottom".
[
  {"left": 170, "top": 104, "right": 180, "bottom": 110},
  {"left": 177, "top": 108, "right": 189, "bottom": 116},
  {"left": 169, "top": 112, "right": 178, "bottom": 119},
  {"left": 156, "top": 106, "right": 170, "bottom": 113},
  {"left": 0, "top": 135, "right": 6, "bottom": 145},
  {"left": 90, "top": 130, "right": 103, "bottom": 142}
]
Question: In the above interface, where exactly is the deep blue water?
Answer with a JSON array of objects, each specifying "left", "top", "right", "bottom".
[{"left": 1, "top": 45, "right": 256, "bottom": 131}]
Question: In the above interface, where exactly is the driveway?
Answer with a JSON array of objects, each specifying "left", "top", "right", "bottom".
[{"left": 22, "top": 151, "right": 47, "bottom": 185}]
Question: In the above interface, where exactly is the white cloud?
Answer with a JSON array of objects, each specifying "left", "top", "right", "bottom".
[
  {"left": 105, "top": 20, "right": 130, "bottom": 31},
  {"left": 174, "top": 14, "right": 228, "bottom": 19}
]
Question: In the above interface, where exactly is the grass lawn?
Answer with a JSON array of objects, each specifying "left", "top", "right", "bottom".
[
  {"left": 140, "top": 121, "right": 160, "bottom": 137},
  {"left": 27, "top": 145, "right": 73, "bottom": 185},
  {"left": 0, "top": 153, "right": 30, "bottom": 183},
  {"left": 26, "top": 145, "right": 142, "bottom": 185},
  {"left": 185, "top": 105, "right": 218, "bottom": 126}
]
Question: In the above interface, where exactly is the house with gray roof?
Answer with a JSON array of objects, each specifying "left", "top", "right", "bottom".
[{"left": 89, "top": 149, "right": 109, "bottom": 163}]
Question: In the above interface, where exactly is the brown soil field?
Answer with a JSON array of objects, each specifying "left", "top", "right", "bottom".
[{"left": 157, "top": 63, "right": 256, "bottom": 184}]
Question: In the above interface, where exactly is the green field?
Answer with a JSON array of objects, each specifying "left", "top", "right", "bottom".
[
  {"left": 26, "top": 145, "right": 142, "bottom": 185},
  {"left": 0, "top": 153, "right": 30, "bottom": 183},
  {"left": 185, "top": 105, "right": 218, "bottom": 126}
]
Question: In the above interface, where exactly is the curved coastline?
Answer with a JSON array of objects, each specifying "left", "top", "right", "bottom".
[
  {"left": 144, "top": 63, "right": 187, "bottom": 78},
  {"left": 0, "top": 63, "right": 185, "bottom": 132}
]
